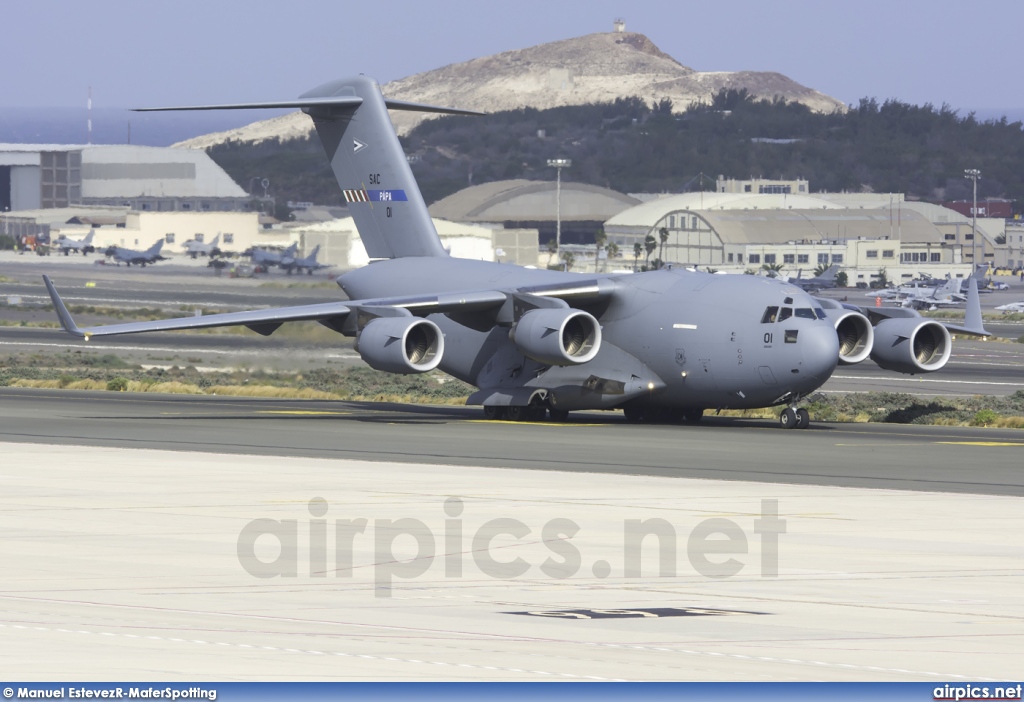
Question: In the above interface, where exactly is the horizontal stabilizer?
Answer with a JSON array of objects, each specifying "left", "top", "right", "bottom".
[
  {"left": 132, "top": 97, "right": 364, "bottom": 112},
  {"left": 133, "top": 97, "right": 483, "bottom": 116},
  {"left": 382, "top": 98, "right": 485, "bottom": 116}
]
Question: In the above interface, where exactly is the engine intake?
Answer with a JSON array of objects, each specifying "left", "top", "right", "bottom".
[
  {"left": 827, "top": 310, "right": 873, "bottom": 365},
  {"left": 355, "top": 317, "right": 444, "bottom": 374},
  {"left": 869, "top": 318, "right": 951, "bottom": 374},
  {"left": 509, "top": 308, "right": 601, "bottom": 366}
]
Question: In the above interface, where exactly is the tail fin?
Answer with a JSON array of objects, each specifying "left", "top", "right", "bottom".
[
  {"left": 210, "top": 234, "right": 220, "bottom": 247},
  {"left": 300, "top": 77, "right": 482, "bottom": 259},
  {"left": 83, "top": 231, "right": 95, "bottom": 245},
  {"left": 820, "top": 264, "right": 839, "bottom": 282},
  {"left": 308, "top": 244, "right": 320, "bottom": 262},
  {"left": 147, "top": 240, "right": 163, "bottom": 255},
  {"left": 132, "top": 76, "right": 482, "bottom": 260}
]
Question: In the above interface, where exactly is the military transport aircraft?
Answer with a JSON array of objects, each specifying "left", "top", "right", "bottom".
[
  {"left": 105, "top": 240, "right": 166, "bottom": 267},
  {"left": 54, "top": 231, "right": 96, "bottom": 256},
  {"left": 41, "top": 75, "right": 991, "bottom": 429}
]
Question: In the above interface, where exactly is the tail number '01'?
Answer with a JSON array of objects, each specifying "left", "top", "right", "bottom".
[{"left": 763, "top": 332, "right": 773, "bottom": 346}]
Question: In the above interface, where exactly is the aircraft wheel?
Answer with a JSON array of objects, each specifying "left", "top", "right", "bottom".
[
  {"left": 682, "top": 408, "right": 704, "bottom": 424},
  {"left": 548, "top": 408, "right": 569, "bottom": 423},
  {"left": 795, "top": 408, "right": 810, "bottom": 429},
  {"left": 483, "top": 406, "right": 502, "bottom": 421},
  {"left": 623, "top": 404, "right": 644, "bottom": 423},
  {"left": 779, "top": 408, "right": 798, "bottom": 429},
  {"left": 506, "top": 405, "right": 525, "bottom": 422}
]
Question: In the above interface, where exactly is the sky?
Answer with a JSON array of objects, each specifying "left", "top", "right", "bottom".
[{"left": 5, "top": 0, "right": 1024, "bottom": 117}]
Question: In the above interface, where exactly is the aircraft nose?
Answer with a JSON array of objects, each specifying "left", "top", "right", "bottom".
[{"left": 801, "top": 324, "right": 839, "bottom": 388}]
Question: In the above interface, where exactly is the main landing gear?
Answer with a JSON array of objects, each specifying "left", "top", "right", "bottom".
[{"left": 779, "top": 407, "right": 810, "bottom": 430}]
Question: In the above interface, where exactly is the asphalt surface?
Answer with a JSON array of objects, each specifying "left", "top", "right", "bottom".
[{"left": 2, "top": 388, "right": 1022, "bottom": 495}]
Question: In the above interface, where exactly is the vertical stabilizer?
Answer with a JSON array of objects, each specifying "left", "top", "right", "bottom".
[
  {"left": 300, "top": 77, "right": 458, "bottom": 259},
  {"left": 131, "top": 76, "right": 481, "bottom": 259}
]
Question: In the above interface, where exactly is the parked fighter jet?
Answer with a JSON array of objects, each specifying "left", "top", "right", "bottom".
[
  {"left": 41, "top": 75, "right": 991, "bottom": 429},
  {"left": 105, "top": 240, "right": 165, "bottom": 267},
  {"left": 995, "top": 301, "right": 1024, "bottom": 313},
  {"left": 183, "top": 234, "right": 221, "bottom": 259},
  {"left": 54, "top": 231, "right": 96, "bottom": 256},
  {"left": 279, "top": 245, "right": 331, "bottom": 275},
  {"left": 248, "top": 243, "right": 298, "bottom": 272},
  {"left": 787, "top": 264, "right": 840, "bottom": 292}
]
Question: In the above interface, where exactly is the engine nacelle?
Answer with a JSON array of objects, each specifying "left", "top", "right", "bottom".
[
  {"left": 869, "top": 318, "right": 951, "bottom": 374},
  {"left": 355, "top": 317, "right": 444, "bottom": 374},
  {"left": 509, "top": 308, "right": 601, "bottom": 366},
  {"left": 825, "top": 310, "right": 874, "bottom": 365}
]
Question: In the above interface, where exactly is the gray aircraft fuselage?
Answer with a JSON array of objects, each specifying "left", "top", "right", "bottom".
[{"left": 340, "top": 257, "right": 838, "bottom": 412}]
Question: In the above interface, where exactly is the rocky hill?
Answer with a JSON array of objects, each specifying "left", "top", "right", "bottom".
[{"left": 175, "top": 30, "right": 845, "bottom": 149}]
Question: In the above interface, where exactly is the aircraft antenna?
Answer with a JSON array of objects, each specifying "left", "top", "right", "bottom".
[{"left": 87, "top": 86, "right": 92, "bottom": 145}]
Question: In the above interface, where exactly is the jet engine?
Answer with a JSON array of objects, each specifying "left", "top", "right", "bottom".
[
  {"left": 827, "top": 310, "right": 874, "bottom": 365},
  {"left": 508, "top": 308, "right": 601, "bottom": 366},
  {"left": 354, "top": 317, "right": 444, "bottom": 374},
  {"left": 869, "top": 318, "right": 951, "bottom": 374}
]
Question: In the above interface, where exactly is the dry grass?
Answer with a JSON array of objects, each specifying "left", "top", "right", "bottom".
[{"left": 206, "top": 385, "right": 342, "bottom": 400}]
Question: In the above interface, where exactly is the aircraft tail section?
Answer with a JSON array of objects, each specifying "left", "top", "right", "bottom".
[
  {"left": 299, "top": 76, "right": 480, "bottom": 259},
  {"left": 210, "top": 234, "right": 220, "bottom": 247},
  {"left": 132, "top": 76, "right": 482, "bottom": 260},
  {"left": 83, "top": 231, "right": 95, "bottom": 246},
  {"left": 308, "top": 244, "right": 320, "bottom": 262},
  {"left": 147, "top": 240, "right": 164, "bottom": 256}
]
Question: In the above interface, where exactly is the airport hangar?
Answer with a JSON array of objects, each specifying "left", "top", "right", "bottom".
[{"left": 602, "top": 179, "right": 1018, "bottom": 282}]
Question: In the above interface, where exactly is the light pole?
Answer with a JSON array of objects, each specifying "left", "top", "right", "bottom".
[
  {"left": 965, "top": 168, "right": 981, "bottom": 270},
  {"left": 547, "top": 158, "right": 571, "bottom": 256}
]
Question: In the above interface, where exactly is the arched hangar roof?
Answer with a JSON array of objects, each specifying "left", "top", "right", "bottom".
[
  {"left": 428, "top": 179, "right": 639, "bottom": 222},
  {"left": 605, "top": 192, "right": 845, "bottom": 228}
]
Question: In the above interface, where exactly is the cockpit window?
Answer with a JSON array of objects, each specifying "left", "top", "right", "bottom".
[
  {"left": 778, "top": 307, "right": 793, "bottom": 321},
  {"left": 761, "top": 306, "right": 779, "bottom": 324},
  {"left": 795, "top": 308, "right": 815, "bottom": 319},
  {"left": 814, "top": 308, "right": 827, "bottom": 320}
]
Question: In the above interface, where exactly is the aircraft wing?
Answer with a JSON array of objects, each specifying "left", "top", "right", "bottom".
[
  {"left": 44, "top": 274, "right": 620, "bottom": 340},
  {"left": 44, "top": 275, "right": 508, "bottom": 340}
]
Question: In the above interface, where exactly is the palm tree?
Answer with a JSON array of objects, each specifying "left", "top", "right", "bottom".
[
  {"left": 593, "top": 229, "right": 607, "bottom": 273},
  {"left": 562, "top": 251, "right": 576, "bottom": 272},
  {"left": 633, "top": 242, "right": 642, "bottom": 271},
  {"left": 606, "top": 241, "right": 620, "bottom": 270},
  {"left": 644, "top": 234, "right": 657, "bottom": 269},
  {"left": 761, "top": 262, "right": 784, "bottom": 276},
  {"left": 813, "top": 262, "right": 829, "bottom": 277},
  {"left": 658, "top": 226, "right": 669, "bottom": 265}
]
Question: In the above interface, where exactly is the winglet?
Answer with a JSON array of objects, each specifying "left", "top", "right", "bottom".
[
  {"left": 945, "top": 275, "right": 992, "bottom": 337},
  {"left": 42, "top": 275, "right": 86, "bottom": 339}
]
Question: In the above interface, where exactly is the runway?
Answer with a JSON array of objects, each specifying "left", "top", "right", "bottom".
[
  {"left": 2, "top": 261, "right": 1023, "bottom": 681},
  {"left": 2, "top": 388, "right": 1023, "bottom": 495},
  {"left": 1, "top": 435, "right": 1021, "bottom": 681}
]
